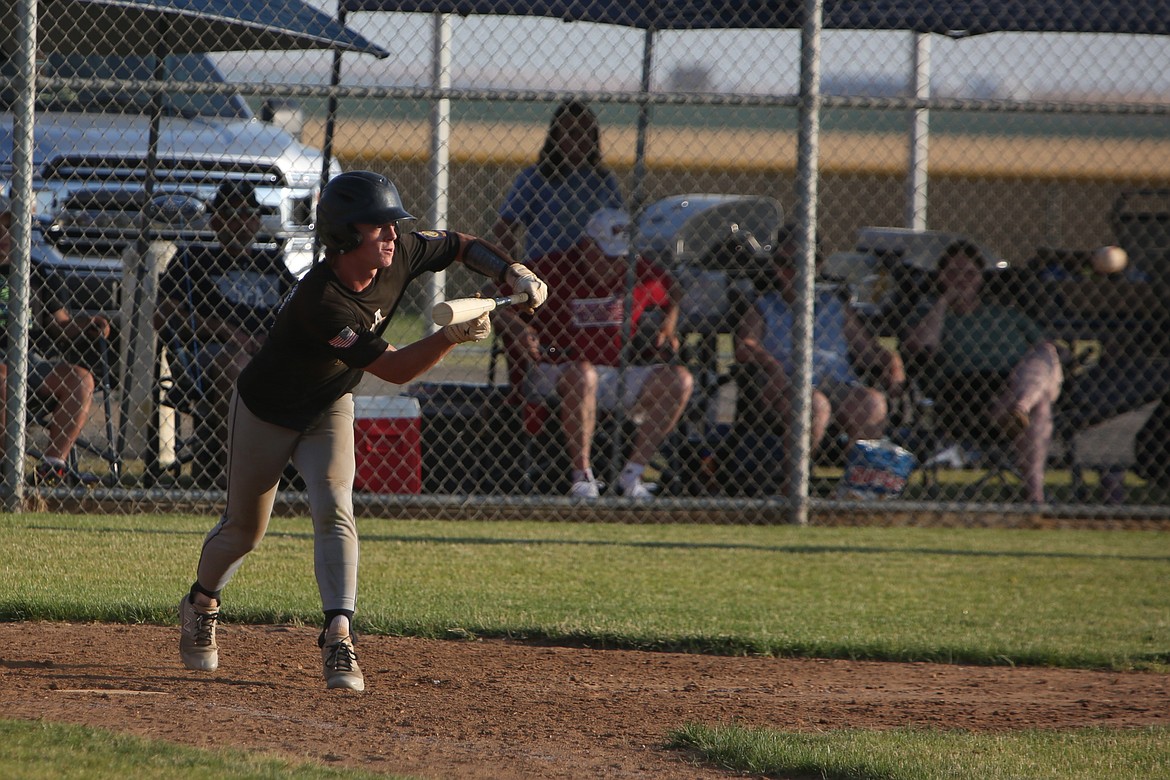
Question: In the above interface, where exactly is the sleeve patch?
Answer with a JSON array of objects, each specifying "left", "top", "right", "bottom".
[
  {"left": 328, "top": 326, "right": 359, "bottom": 349},
  {"left": 416, "top": 230, "right": 445, "bottom": 240}
]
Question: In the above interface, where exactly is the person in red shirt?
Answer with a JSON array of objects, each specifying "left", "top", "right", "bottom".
[{"left": 497, "top": 208, "right": 693, "bottom": 498}]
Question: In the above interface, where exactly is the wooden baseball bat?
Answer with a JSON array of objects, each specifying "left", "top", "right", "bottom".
[{"left": 431, "top": 293, "right": 530, "bottom": 327}]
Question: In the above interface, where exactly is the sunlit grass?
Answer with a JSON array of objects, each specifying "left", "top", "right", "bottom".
[
  {"left": 2, "top": 515, "right": 1166, "bottom": 670},
  {"left": 668, "top": 722, "right": 1170, "bottom": 780},
  {"left": 0, "top": 720, "right": 412, "bottom": 780}
]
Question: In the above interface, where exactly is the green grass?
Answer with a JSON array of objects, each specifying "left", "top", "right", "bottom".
[
  {"left": 2, "top": 514, "right": 1167, "bottom": 670},
  {"left": 668, "top": 723, "right": 1170, "bottom": 780},
  {"left": 2, "top": 514, "right": 1167, "bottom": 778},
  {"left": 0, "top": 720, "right": 411, "bottom": 780}
]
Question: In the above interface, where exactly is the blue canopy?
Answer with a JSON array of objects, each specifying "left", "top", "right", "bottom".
[
  {"left": 341, "top": 0, "right": 1170, "bottom": 37},
  {"left": 2, "top": 0, "right": 390, "bottom": 57}
]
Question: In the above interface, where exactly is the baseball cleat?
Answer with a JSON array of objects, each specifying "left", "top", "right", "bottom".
[
  {"left": 321, "top": 633, "right": 364, "bottom": 691},
  {"left": 179, "top": 595, "right": 220, "bottom": 671}
]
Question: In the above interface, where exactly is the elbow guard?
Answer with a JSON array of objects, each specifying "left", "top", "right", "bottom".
[{"left": 462, "top": 238, "right": 512, "bottom": 284}]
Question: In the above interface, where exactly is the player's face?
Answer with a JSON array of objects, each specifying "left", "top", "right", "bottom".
[{"left": 353, "top": 222, "right": 398, "bottom": 269}]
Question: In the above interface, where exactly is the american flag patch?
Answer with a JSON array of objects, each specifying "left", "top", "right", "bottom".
[{"left": 328, "top": 327, "right": 358, "bottom": 349}]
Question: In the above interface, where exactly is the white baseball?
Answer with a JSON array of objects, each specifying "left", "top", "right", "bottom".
[{"left": 1091, "top": 245, "right": 1128, "bottom": 275}]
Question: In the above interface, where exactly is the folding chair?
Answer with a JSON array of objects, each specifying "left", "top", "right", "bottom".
[{"left": 907, "top": 367, "right": 1025, "bottom": 501}]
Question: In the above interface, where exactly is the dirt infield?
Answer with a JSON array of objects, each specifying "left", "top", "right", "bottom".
[{"left": 2, "top": 622, "right": 1168, "bottom": 778}]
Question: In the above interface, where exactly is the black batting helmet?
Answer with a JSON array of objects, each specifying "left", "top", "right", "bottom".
[{"left": 316, "top": 171, "right": 414, "bottom": 253}]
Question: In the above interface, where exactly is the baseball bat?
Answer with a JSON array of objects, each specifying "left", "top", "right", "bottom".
[{"left": 432, "top": 293, "right": 530, "bottom": 326}]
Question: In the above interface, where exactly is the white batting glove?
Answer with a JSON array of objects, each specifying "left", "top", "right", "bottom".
[
  {"left": 442, "top": 311, "right": 492, "bottom": 344},
  {"left": 507, "top": 263, "right": 549, "bottom": 312}
]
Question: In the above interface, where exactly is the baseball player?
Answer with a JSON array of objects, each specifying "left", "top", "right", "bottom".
[{"left": 178, "top": 171, "right": 548, "bottom": 691}]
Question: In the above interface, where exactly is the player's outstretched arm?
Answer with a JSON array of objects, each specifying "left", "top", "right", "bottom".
[{"left": 361, "top": 314, "right": 491, "bottom": 385}]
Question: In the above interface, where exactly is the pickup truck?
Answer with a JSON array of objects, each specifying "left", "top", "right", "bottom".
[{"left": 1, "top": 50, "right": 332, "bottom": 319}]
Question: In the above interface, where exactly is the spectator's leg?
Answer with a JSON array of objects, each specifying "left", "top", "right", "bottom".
[
  {"left": 626, "top": 364, "right": 693, "bottom": 467},
  {"left": 836, "top": 385, "right": 889, "bottom": 445},
  {"left": 40, "top": 362, "right": 95, "bottom": 462},
  {"left": 808, "top": 389, "right": 832, "bottom": 456},
  {"left": 556, "top": 361, "right": 599, "bottom": 473},
  {"left": 997, "top": 342, "right": 1063, "bottom": 503},
  {"left": 757, "top": 364, "right": 791, "bottom": 425}
]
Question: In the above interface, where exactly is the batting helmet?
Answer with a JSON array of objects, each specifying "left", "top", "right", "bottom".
[{"left": 316, "top": 171, "right": 415, "bottom": 253}]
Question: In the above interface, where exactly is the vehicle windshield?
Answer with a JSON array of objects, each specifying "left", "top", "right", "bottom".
[{"left": 0, "top": 52, "right": 251, "bottom": 120}]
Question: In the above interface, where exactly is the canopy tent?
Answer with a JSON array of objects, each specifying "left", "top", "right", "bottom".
[
  {"left": 330, "top": 0, "right": 1169, "bottom": 520},
  {"left": 340, "top": 1, "right": 1170, "bottom": 36},
  {"left": 1, "top": 0, "right": 389, "bottom": 56}
]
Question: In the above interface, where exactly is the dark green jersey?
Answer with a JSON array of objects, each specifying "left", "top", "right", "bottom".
[{"left": 237, "top": 230, "right": 462, "bottom": 431}]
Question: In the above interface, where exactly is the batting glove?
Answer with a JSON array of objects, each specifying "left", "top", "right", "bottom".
[
  {"left": 442, "top": 311, "right": 492, "bottom": 344},
  {"left": 507, "top": 263, "right": 549, "bottom": 312}
]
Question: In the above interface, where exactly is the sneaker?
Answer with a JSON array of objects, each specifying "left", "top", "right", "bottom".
[
  {"left": 178, "top": 595, "right": 220, "bottom": 671},
  {"left": 617, "top": 477, "right": 656, "bottom": 499},
  {"left": 320, "top": 632, "right": 364, "bottom": 691},
  {"left": 32, "top": 461, "right": 101, "bottom": 488},
  {"left": 568, "top": 479, "right": 602, "bottom": 499}
]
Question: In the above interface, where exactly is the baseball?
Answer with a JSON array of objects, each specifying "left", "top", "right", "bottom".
[{"left": 1090, "top": 245, "right": 1128, "bottom": 275}]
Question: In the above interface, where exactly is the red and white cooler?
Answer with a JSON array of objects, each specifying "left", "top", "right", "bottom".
[{"left": 353, "top": 395, "right": 422, "bottom": 494}]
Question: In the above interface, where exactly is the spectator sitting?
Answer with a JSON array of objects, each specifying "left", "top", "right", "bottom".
[
  {"left": 495, "top": 208, "right": 693, "bottom": 499},
  {"left": 490, "top": 98, "right": 625, "bottom": 262},
  {"left": 901, "top": 240, "right": 1064, "bottom": 504},
  {"left": 734, "top": 223, "right": 905, "bottom": 494},
  {"left": 153, "top": 180, "right": 297, "bottom": 487},
  {"left": 0, "top": 195, "right": 110, "bottom": 486}
]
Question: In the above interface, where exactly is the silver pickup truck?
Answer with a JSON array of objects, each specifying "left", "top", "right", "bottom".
[{"left": 1, "top": 50, "right": 332, "bottom": 318}]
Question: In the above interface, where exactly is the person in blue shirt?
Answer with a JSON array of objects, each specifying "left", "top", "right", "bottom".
[
  {"left": 734, "top": 225, "right": 905, "bottom": 490},
  {"left": 490, "top": 99, "right": 625, "bottom": 262}
]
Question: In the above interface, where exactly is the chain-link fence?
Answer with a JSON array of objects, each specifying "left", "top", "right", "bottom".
[{"left": 3, "top": 3, "right": 1169, "bottom": 521}]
